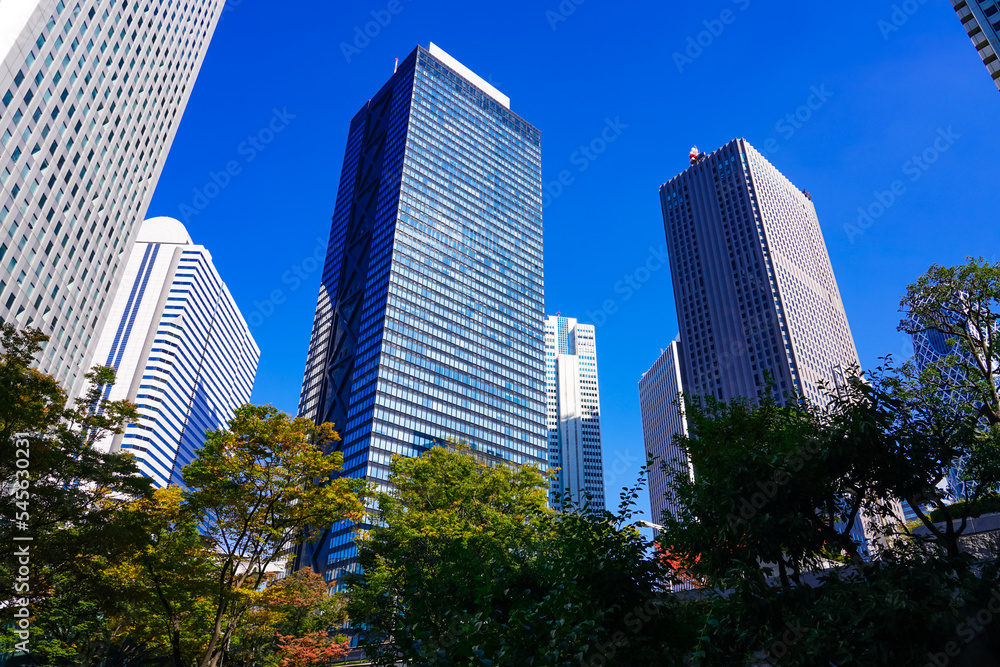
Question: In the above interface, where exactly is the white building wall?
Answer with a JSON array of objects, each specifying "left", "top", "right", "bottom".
[
  {"left": 90, "top": 217, "right": 258, "bottom": 488},
  {"left": 0, "top": 0, "right": 225, "bottom": 395},
  {"left": 639, "top": 341, "right": 692, "bottom": 529},
  {"left": 545, "top": 315, "right": 605, "bottom": 509}
]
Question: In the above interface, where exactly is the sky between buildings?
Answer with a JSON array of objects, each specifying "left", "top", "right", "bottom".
[{"left": 146, "top": 0, "right": 1000, "bottom": 523}]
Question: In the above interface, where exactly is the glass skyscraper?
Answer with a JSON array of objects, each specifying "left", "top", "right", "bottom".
[
  {"left": 544, "top": 314, "right": 605, "bottom": 509},
  {"left": 0, "top": 0, "right": 225, "bottom": 395},
  {"left": 951, "top": 0, "right": 1000, "bottom": 91},
  {"left": 297, "top": 43, "right": 546, "bottom": 580}
]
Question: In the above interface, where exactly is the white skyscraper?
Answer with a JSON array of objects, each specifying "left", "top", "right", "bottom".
[
  {"left": 639, "top": 341, "right": 693, "bottom": 529},
  {"left": 89, "top": 217, "right": 258, "bottom": 488},
  {"left": 545, "top": 315, "right": 605, "bottom": 509},
  {"left": 0, "top": 0, "right": 225, "bottom": 395}
]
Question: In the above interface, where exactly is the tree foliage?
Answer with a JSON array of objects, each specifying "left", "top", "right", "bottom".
[{"left": 347, "top": 446, "right": 693, "bottom": 666}]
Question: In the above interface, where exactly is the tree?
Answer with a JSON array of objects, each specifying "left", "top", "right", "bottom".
[
  {"left": 898, "top": 257, "right": 1000, "bottom": 546},
  {"left": 228, "top": 567, "right": 350, "bottom": 666},
  {"left": 347, "top": 444, "right": 550, "bottom": 665},
  {"left": 900, "top": 256, "right": 1000, "bottom": 426},
  {"left": 656, "top": 373, "right": 1000, "bottom": 665},
  {"left": 175, "top": 405, "right": 368, "bottom": 667},
  {"left": 347, "top": 445, "right": 692, "bottom": 666},
  {"left": 0, "top": 325, "right": 155, "bottom": 664}
]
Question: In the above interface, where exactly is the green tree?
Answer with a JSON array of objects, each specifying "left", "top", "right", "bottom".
[
  {"left": 656, "top": 372, "right": 1000, "bottom": 665},
  {"left": 897, "top": 257, "right": 1000, "bottom": 548},
  {"left": 347, "top": 445, "right": 692, "bottom": 666},
  {"left": 900, "top": 257, "right": 1000, "bottom": 425},
  {"left": 0, "top": 325, "right": 154, "bottom": 664},
  {"left": 176, "top": 405, "right": 368, "bottom": 667}
]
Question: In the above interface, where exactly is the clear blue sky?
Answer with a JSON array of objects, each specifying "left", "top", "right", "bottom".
[{"left": 147, "top": 0, "right": 1000, "bottom": 522}]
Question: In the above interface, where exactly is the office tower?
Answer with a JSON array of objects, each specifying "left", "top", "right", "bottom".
[
  {"left": 951, "top": 0, "right": 1000, "bottom": 91},
  {"left": 89, "top": 216, "right": 258, "bottom": 488},
  {"left": 660, "top": 140, "right": 860, "bottom": 408},
  {"left": 544, "top": 314, "right": 605, "bottom": 509},
  {"left": 639, "top": 341, "right": 693, "bottom": 529},
  {"left": 297, "top": 43, "right": 546, "bottom": 580},
  {"left": 0, "top": 0, "right": 225, "bottom": 395}
]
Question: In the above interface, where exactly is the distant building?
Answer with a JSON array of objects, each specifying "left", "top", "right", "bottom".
[
  {"left": 639, "top": 341, "right": 692, "bottom": 528},
  {"left": 89, "top": 217, "right": 259, "bottom": 488},
  {"left": 0, "top": 0, "right": 225, "bottom": 394},
  {"left": 545, "top": 315, "right": 605, "bottom": 509},
  {"left": 951, "top": 0, "right": 1000, "bottom": 91}
]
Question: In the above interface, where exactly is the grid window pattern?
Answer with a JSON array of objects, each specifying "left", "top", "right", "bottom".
[
  {"left": 544, "top": 315, "right": 605, "bottom": 509},
  {"left": 659, "top": 139, "right": 860, "bottom": 409},
  {"left": 953, "top": 0, "right": 1000, "bottom": 90},
  {"left": 0, "top": 0, "right": 224, "bottom": 394},
  {"left": 296, "top": 44, "right": 546, "bottom": 581},
  {"left": 88, "top": 217, "right": 259, "bottom": 488}
]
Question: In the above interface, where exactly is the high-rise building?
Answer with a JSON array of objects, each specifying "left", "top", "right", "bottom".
[
  {"left": 639, "top": 341, "right": 692, "bottom": 528},
  {"left": 544, "top": 314, "right": 605, "bottom": 509},
  {"left": 296, "top": 43, "right": 546, "bottom": 580},
  {"left": 89, "top": 216, "right": 258, "bottom": 488},
  {"left": 951, "top": 0, "right": 1000, "bottom": 91},
  {"left": 0, "top": 0, "right": 225, "bottom": 395},
  {"left": 660, "top": 140, "right": 860, "bottom": 408}
]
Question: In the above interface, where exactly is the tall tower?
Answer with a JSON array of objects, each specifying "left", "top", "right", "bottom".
[
  {"left": 544, "top": 314, "right": 605, "bottom": 509},
  {"left": 638, "top": 341, "right": 692, "bottom": 528},
  {"left": 660, "top": 139, "right": 860, "bottom": 408},
  {"left": 0, "top": 0, "right": 226, "bottom": 394},
  {"left": 297, "top": 44, "right": 546, "bottom": 580},
  {"left": 89, "top": 217, "right": 259, "bottom": 488},
  {"left": 951, "top": 0, "right": 1000, "bottom": 91}
]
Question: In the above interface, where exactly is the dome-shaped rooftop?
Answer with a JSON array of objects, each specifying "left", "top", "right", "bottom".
[{"left": 137, "top": 217, "right": 193, "bottom": 245}]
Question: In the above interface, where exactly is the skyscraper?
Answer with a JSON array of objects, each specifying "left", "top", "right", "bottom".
[
  {"left": 297, "top": 43, "right": 546, "bottom": 580},
  {"left": 639, "top": 341, "right": 692, "bottom": 528},
  {"left": 951, "top": 0, "right": 1000, "bottom": 91},
  {"left": 89, "top": 216, "right": 258, "bottom": 488},
  {"left": 660, "top": 140, "right": 860, "bottom": 408},
  {"left": 544, "top": 314, "right": 605, "bottom": 509},
  {"left": 0, "top": 0, "right": 225, "bottom": 395}
]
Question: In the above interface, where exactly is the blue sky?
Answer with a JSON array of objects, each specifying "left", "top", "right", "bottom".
[{"left": 147, "top": 0, "right": 1000, "bottom": 522}]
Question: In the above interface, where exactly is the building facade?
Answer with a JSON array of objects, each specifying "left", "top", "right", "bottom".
[
  {"left": 951, "top": 0, "right": 1000, "bottom": 91},
  {"left": 0, "top": 0, "right": 225, "bottom": 394},
  {"left": 639, "top": 341, "right": 692, "bottom": 528},
  {"left": 660, "top": 139, "right": 860, "bottom": 408},
  {"left": 89, "top": 216, "right": 258, "bottom": 488},
  {"left": 545, "top": 315, "right": 605, "bottom": 510},
  {"left": 296, "top": 43, "right": 546, "bottom": 580}
]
